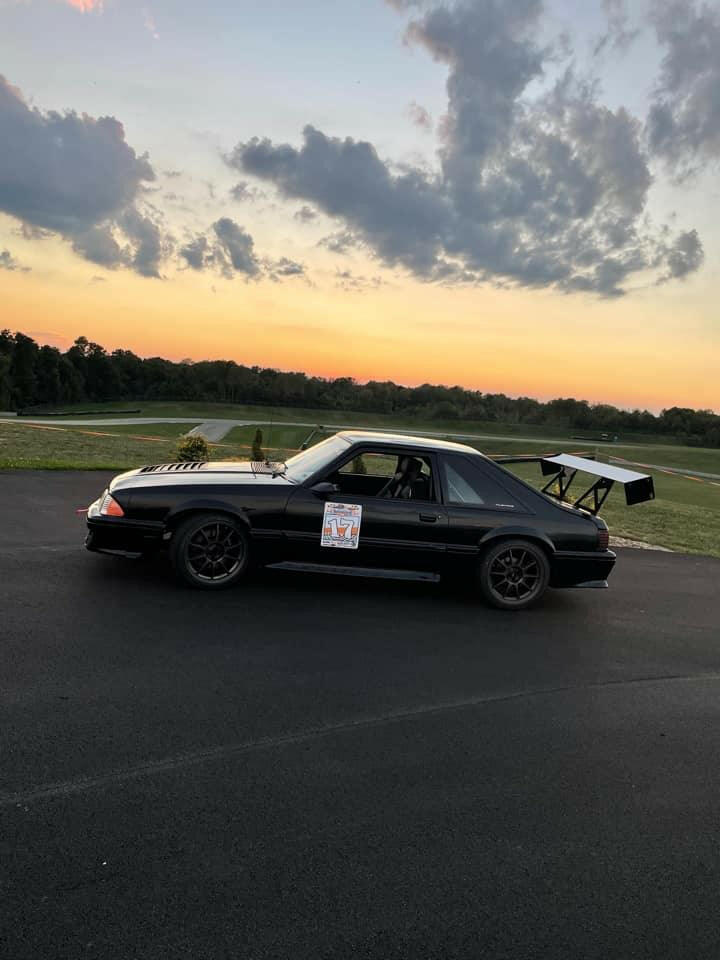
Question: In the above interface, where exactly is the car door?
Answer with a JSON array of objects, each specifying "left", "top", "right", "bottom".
[
  {"left": 283, "top": 448, "right": 448, "bottom": 571},
  {"left": 439, "top": 454, "right": 530, "bottom": 561}
]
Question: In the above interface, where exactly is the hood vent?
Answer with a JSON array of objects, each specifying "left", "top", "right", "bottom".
[{"left": 139, "top": 461, "right": 207, "bottom": 473}]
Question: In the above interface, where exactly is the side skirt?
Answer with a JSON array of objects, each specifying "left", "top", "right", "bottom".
[
  {"left": 266, "top": 561, "right": 441, "bottom": 583},
  {"left": 565, "top": 579, "right": 609, "bottom": 589}
]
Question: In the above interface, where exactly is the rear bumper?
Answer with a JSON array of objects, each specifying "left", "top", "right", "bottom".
[
  {"left": 86, "top": 516, "right": 164, "bottom": 558},
  {"left": 549, "top": 549, "right": 616, "bottom": 588}
]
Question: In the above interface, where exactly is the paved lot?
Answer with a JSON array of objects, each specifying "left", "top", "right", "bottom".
[{"left": 2, "top": 470, "right": 720, "bottom": 960}]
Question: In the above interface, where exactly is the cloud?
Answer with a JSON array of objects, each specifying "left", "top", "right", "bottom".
[
  {"left": 593, "top": 0, "right": 639, "bottom": 57},
  {"left": 271, "top": 257, "right": 305, "bottom": 276},
  {"left": 179, "top": 222, "right": 304, "bottom": 283},
  {"left": 179, "top": 234, "right": 213, "bottom": 271},
  {"left": 227, "top": 1, "right": 703, "bottom": 297},
  {"left": 334, "top": 269, "right": 385, "bottom": 292},
  {"left": 229, "top": 180, "right": 265, "bottom": 203},
  {"left": 294, "top": 204, "right": 317, "bottom": 223},
  {"left": 318, "top": 229, "right": 358, "bottom": 254},
  {"left": 0, "top": 248, "right": 29, "bottom": 271},
  {"left": 212, "top": 217, "right": 260, "bottom": 276},
  {"left": 407, "top": 100, "right": 432, "bottom": 130},
  {"left": 120, "top": 206, "right": 168, "bottom": 278},
  {"left": 657, "top": 228, "right": 704, "bottom": 282},
  {"left": 0, "top": 73, "right": 167, "bottom": 276},
  {"left": 266, "top": 256, "right": 307, "bottom": 282},
  {"left": 647, "top": 0, "right": 720, "bottom": 178}
]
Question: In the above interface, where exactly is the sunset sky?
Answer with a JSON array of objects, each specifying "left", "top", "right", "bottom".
[{"left": 1, "top": 0, "right": 718, "bottom": 412}]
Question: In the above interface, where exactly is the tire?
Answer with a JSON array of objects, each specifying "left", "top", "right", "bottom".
[
  {"left": 478, "top": 538, "right": 550, "bottom": 611},
  {"left": 170, "top": 512, "right": 250, "bottom": 589}
]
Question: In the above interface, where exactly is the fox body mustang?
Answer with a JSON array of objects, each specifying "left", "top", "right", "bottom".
[{"left": 86, "top": 430, "right": 654, "bottom": 610}]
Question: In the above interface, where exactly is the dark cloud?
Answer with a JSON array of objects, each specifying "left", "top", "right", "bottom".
[
  {"left": 227, "top": 0, "right": 703, "bottom": 297},
  {"left": 71, "top": 224, "right": 126, "bottom": 268},
  {"left": 648, "top": 0, "right": 720, "bottom": 177},
  {"left": 178, "top": 221, "right": 303, "bottom": 283},
  {"left": 271, "top": 257, "right": 305, "bottom": 276},
  {"left": 265, "top": 256, "right": 308, "bottom": 282},
  {"left": 0, "top": 74, "right": 168, "bottom": 276},
  {"left": 120, "top": 207, "right": 167, "bottom": 278},
  {"left": 294, "top": 204, "right": 317, "bottom": 223},
  {"left": 229, "top": 180, "right": 265, "bottom": 203},
  {"left": 658, "top": 229, "right": 704, "bottom": 282},
  {"left": 407, "top": 100, "right": 432, "bottom": 130},
  {"left": 318, "top": 230, "right": 358, "bottom": 254},
  {"left": 593, "top": 0, "right": 639, "bottom": 57},
  {"left": 212, "top": 217, "right": 259, "bottom": 276},
  {"left": 179, "top": 234, "right": 212, "bottom": 270},
  {"left": 0, "top": 248, "right": 29, "bottom": 271}
]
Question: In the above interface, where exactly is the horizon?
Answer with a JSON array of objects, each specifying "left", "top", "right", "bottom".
[
  {"left": 1, "top": 0, "right": 719, "bottom": 413},
  {"left": 9, "top": 327, "right": 715, "bottom": 418}
]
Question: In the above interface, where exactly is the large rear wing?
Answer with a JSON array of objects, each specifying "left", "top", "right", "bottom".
[{"left": 491, "top": 452, "right": 655, "bottom": 515}]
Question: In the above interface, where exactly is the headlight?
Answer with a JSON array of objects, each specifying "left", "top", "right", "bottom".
[{"left": 100, "top": 493, "right": 125, "bottom": 517}]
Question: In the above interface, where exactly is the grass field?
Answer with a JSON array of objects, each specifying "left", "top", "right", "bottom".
[
  {"left": 19, "top": 399, "right": 683, "bottom": 446},
  {"left": 0, "top": 422, "right": 202, "bottom": 469},
  {"left": 1, "top": 414, "right": 718, "bottom": 558},
  {"left": 503, "top": 461, "right": 720, "bottom": 558}
]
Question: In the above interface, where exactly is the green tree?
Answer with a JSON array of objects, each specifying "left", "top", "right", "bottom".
[
  {"left": 251, "top": 428, "right": 264, "bottom": 461},
  {"left": 351, "top": 455, "right": 366, "bottom": 474},
  {"left": 36, "top": 346, "right": 62, "bottom": 405},
  {"left": 9, "top": 333, "right": 39, "bottom": 408},
  {"left": 176, "top": 433, "right": 209, "bottom": 462}
]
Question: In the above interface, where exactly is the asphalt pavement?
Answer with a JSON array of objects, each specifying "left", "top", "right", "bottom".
[{"left": 2, "top": 470, "right": 720, "bottom": 960}]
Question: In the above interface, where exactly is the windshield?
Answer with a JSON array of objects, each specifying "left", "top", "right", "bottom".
[{"left": 283, "top": 434, "right": 351, "bottom": 483}]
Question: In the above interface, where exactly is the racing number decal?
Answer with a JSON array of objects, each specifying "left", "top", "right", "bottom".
[{"left": 321, "top": 502, "right": 362, "bottom": 550}]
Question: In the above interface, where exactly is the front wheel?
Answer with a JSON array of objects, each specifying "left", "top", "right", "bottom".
[
  {"left": 170, "top": 513, "right": 250, "bottom": 589},
  {"left": 478, "top": 538, "right": 550, "bottom": 611}
]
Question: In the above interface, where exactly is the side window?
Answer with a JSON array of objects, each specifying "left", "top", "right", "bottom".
[
  {"left": 339, "top": 452, "right": 397, "bottom": 478},
  {"left": 442, "top": 456, "right": 519, "bottom": 511},
  {"left": 335, "top": 450, "right": 436, "bottom": 502}
]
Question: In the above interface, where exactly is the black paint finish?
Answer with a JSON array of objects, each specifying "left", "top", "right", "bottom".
[{"left": 86, "top": 432, "right": 613, "bottom": 588}]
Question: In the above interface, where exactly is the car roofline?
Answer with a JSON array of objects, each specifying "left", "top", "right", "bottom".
[{"left": 335, "top": 429, "right": 480, "bottom": 456}]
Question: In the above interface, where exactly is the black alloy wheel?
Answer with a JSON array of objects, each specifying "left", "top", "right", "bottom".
[
  {"left": 171, "top": 513, "right": 249, "bottom": 589},
  {"left": 479, "top": 538, "right": 550, "bottom": 611}
]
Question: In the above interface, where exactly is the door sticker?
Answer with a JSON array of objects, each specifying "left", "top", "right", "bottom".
[{"left": 321, "top": 502, "right": 362, "bottom": 550}]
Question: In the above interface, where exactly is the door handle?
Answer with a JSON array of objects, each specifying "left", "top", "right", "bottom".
[{"left": 419, "top": 513, "right": 440, "bottom": 522}]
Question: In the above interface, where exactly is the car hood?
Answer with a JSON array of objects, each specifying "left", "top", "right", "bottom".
[{"left": 109, "top": 460, "right": 295, "bottom": 492}]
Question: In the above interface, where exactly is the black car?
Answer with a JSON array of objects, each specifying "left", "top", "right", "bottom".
[{"left": 85, "top": 430, "right": 654, "bottom": 610}]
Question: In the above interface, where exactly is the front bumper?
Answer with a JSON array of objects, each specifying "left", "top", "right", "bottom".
[
  {"left": 86, "top": 512, "right": 165, "bottom": 559},
  {"left": 549, "top": 549, "right": 616, "bottom": 588}
]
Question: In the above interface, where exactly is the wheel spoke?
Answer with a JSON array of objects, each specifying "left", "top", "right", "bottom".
[{"left": 185, "top": 520, "right": 245, "bottom": 581}]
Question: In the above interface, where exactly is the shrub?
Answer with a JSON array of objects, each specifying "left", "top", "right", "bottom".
[
  {"left": 351, "top": 455, "right": 367, "bottom": 474},
  {"left": 252, "top": 428, "right": 264, "bottom": 461},
  {"left": 176, "top": 433, "right": 209, "bottom": 462}
]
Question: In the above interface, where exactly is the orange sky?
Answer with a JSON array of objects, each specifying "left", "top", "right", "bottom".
[{"left": 2, "top": 234, "right": 717, "bottom": 413}]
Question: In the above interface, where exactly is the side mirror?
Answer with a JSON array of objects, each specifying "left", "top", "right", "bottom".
[{"left": 310, "top": 481, "right": 339, "bottom": 496}]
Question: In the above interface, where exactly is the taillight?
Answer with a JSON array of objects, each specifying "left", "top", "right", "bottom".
[
  {"left": 597, "top": 528, "right": 609, "bottom": 551},
  {"left": 100, "top": 493, "right": 125, "bottom": 517}
]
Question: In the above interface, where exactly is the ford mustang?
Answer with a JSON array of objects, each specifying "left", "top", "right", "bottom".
[{"left": 85, "top": 430, "right": 654, "bottom": 610}]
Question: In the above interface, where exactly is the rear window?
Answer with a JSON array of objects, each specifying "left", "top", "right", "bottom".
[{"left": 442, "top": 456, "right": 521, "bottom": 511}]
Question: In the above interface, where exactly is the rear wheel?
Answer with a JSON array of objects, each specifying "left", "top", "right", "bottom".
[
  {"left": 170, "top": 513, "right": 249, "bottom": 589},
  {"left": 478, "top": 538, "right": 550, "bottom": 611}
]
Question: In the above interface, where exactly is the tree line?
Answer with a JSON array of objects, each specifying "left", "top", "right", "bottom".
[{"left": 1, "top": 330, "right": 718, "bottom": 447}]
